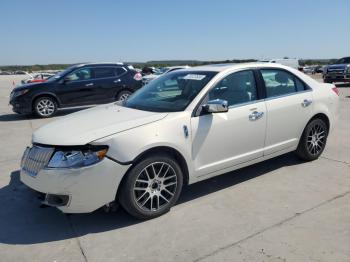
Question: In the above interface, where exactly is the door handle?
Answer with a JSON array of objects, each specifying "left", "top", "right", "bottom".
[
  {"left": 85, "top": 83, "right": 94, "bottom": 87},
  {"left": 301, "top": 99, "right": 312, "bottom": 107},
  {"left": 114, "top": 79, "right": 121, "bottom": 83},
  {"left": 249, "top": 111, "right": 264, "bottom": 121}
]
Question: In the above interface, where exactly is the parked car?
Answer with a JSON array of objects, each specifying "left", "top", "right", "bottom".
[
  {"left": 10, "top": 63, "right": 143, "bottom": 118},
  {"left": 0, "top": 71, "right": 12, "bottom": 75},
  {"left": 21, "top": 73, "right": 54, "bottom": 84},
  {"left": 142, "top": 66, "right": 190, "bottom": 85},
  {"left": 19, "top": 63, "right": 339, "bottom": 219},
  {"left": 259, "top": 58, "right": 300, "bottom": 69},
  {"left": 323, "top": 57, "right": 350, "bottom": 83}
]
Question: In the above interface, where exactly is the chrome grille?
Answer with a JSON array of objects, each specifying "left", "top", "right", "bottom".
[
  {"left": 327, "top": 68, "right": 345, "bottom": 74},
  {"left": 21, "top": 146, "right": 54, "bottom": 177}
]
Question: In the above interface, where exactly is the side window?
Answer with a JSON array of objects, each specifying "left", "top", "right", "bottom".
[
  {"left": 261, "top": 69, "right": 303, "bottom": 98},
  {"left": 208, "top": 70, "right": 258, "bottom": 106},
  {"left": 66, "top": 68, "right": 92, "bottom": 81},
  {"left": 295, "top": 77, "right": 306, "bottom": 92},
  {"left": 93, "top": 67, "right": 115, "bottom": 79},
  {"left": 114, "top": 67, "right": 127, "bottom": 77}
]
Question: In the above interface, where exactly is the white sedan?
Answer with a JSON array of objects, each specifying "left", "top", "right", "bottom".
[{"left": 20, "top": 63, "right": 339, "bottom": 219}]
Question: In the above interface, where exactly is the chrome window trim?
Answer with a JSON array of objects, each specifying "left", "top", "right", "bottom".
[
  {"left": 227, "top": 99, "right": 265, "bottom": 110},
  {"left": 65, "top": 66, "right": 128, "bottom": 83},
  {"left": 264, "top": 89, "right": 313, "bottom": 102}
]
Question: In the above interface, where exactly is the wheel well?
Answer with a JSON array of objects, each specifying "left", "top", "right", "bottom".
[
  {"left": 32, "top": 94, "right": 60, "bottom": 109},
  {"left": 309, "top": 113, "right": 330, "bottom": 130},
  {"left": 116, "top": 146, "right": 190, "bottom": 199},
  {"left": 116, "top": 88, "right": 133, "bottom": 99},
  {"left": 135, "top": 147, "right": 189, "bottom": 185}
]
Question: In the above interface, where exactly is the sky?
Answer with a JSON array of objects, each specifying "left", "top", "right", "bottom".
[{"left": 0, "top": 0, "right": 349, "bottom": 65}]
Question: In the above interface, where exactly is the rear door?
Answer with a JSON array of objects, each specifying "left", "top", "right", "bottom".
[
  {"left": 91, "top": 67, "right": 121, "bottom": 103},
  {"left": 260, "top": 69, "right": 313, "bottom": 155}
]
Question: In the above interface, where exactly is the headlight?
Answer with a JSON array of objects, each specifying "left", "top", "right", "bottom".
[
  {"left": 47, "top": 146, "right": 108, "bottom": 168},
  {"left": 12, "top": 89, "right": 29, "bottom": 98}
]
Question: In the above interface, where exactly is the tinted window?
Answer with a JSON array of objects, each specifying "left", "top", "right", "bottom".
[
  {"left": 261, "top": 69, "right": 304, "bottom": 98},
  {"left": 208, "top": 70, "right": 258, "bottom": 106},
  {"left": 114, "top": 67, "right": 127, "bottom": 76},
  {"left": 345, "top": 57, "right": 350, "bottom": 63},
  {"left": 93, "top": 67, "right": 115, "bottom": 78},
  {"left": 124, "top": 71, "right": 217, "bottom": 112},
  {"left": 66, "top": 68, "right": 92, "bottom": 81}
]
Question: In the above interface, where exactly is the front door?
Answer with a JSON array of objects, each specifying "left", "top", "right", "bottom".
[
  {"left": 57, "top": 67, "right": 99, "bottom": 106},
  {"left": 191, "top": 70, "right": 267, "bottom": 177}
]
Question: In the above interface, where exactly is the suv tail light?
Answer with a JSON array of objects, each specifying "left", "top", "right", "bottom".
[
  {"left": 332, "top": 86, "right": 340, "bottom": 96},
  {"left": 133, "top": 72, "right": 142, "bottom": 81}
]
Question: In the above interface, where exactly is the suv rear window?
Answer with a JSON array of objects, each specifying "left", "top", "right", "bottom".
[
  {"left": 115, "top": 67, "right": 127, "bottom": 77},
  {"left": 93, "top": 67, "right": 115, "bottom": 78}
]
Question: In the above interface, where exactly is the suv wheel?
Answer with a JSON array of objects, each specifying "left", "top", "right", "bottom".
[
  {"left": 34, "top": 97, "right": 57, "bottom": 118},
  {"left": 117, "top": 90, "right": 132, "bottom": 101},
  {"left": 295, "top": 118, "right": 328, "bottom": 161},
  {"left": 119, "top": 154, "right": 183, "bottom": 219}
]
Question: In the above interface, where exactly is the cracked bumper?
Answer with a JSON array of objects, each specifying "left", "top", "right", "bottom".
[{"left": 20, "top": 158, "right": 131, "bottom": 213}]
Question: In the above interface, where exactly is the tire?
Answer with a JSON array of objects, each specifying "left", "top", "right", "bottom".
[
  {"left": 119, "top": 154, "right": 183, "bottom": 220},
  {"left": 295, "top": 118, "right": 328, "bottom": 161},
  {"left": 116, "top": 90, "right": 132, "bottom": 101},
  {"left": 33, "top": 96, "right": 58, "bottom": 118}
]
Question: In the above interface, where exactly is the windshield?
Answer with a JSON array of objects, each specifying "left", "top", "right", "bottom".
[
  {"left": 124, "top": 70, "right": 217, "bottom": 112},
  {"left": 47, "top": 65, "right": 78, "bottom": 81},
  {"left": 335, "top": 57, "right": 350, "bottom": 64}
]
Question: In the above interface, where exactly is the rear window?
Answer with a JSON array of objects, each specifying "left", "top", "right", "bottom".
[
  {"left": 93, "top": 67, "right": 115, "bottom": 78},
  {"left": 115, "top": 67, "right": 127, "bottom": 77}
]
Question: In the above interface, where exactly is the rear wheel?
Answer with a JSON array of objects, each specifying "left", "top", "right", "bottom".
[
  {"left": 119, "top": 154, "right": 183, "bottom": 219},
  {"left": 116, "top": 90, "right": 132, "bottom": 101},
  {"left": 34, "top": 96, "right": 57, "bottom": 118},
  {"left": 295, "top": 118, "right": 328, "bottom": 161}
]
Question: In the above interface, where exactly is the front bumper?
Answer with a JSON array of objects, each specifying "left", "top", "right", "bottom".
[
  {"left": 323, "top": 73, "right": 350, "bottom": 82},
  {"left": 9, "top": 96, "right": 32, "bottom": 114},
  {"left": 20, "top": 158, "right": 131, "bottom": 213}
]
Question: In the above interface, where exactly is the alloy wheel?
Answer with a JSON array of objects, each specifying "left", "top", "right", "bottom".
[
  {"left": 306, "top": 123, "right": 326, "bottom": 155},
  {"left": 133, "top": 162, "right": 178, "bottom": 212},
  {"left": 36, "top": 99, "right": 55, "bottom": 116},
  {"left": 119, "top": 93, "right": 130, "bottom": 101}
]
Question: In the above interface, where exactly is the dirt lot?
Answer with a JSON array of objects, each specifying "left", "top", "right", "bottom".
[{"left": 0, "top": 74, "right": 349, "bottom": 262}]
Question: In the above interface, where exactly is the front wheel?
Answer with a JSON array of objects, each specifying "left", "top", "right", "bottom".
[
  {"left": 295, "top": 118, "right": 328, "bottom": 161},
  {"left": 119, "top": 155, "right": 183, "bottom": 219},
  {"left": 34, "top": 97, "right": 57, "bottom": 118}
]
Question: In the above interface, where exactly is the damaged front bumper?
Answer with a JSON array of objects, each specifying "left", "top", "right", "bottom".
[{"left": 20, "top": 158, "right": 130, "bottom": 213}]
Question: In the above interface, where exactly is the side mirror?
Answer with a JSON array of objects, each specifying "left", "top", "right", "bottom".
[
  {"left": 63, "top": 77, "right": 71, "bottom": 83},
  {"left": 202, "top": 99, "right": 228, "bottom": 114}
]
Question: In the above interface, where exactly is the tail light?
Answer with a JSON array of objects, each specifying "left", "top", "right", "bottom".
[
  {"left": 133, "top": 72, "right": 142, "bottom": 81},
  {"left": 332, "top": 86, "right": 340, "bottom": 96}
]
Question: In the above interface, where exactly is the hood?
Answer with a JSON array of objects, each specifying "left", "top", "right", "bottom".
[
  {"left": 143, "top": 74, "right": 159, "bottom": 80},
  {"left": 326, "top": 64, "right": 347, "bottom": 70},
  {"left": 13, "top": 82, "right": 47, "bottom": 91},
  {"left": 33, "top": 103, "right": 167, "bottom": 146}
]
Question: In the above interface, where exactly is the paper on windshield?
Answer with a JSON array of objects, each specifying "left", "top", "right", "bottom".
[{"left": 183, "top": 74, "right": 206, "bottom": 80}]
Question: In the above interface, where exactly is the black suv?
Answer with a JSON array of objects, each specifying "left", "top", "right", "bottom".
[
  {"left": 9, "top": 63, "right": 143, "bottom": 118},
  {"left": 323, "top": 57, "right": 350, "bottom": 83}
]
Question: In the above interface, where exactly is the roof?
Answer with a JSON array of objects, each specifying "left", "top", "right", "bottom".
[
  {"left": 188, "top": 62, "right": 292, "bottom": 72},
  {"left": 76, "top": 62, "right": 125, "bottom": 68}
]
